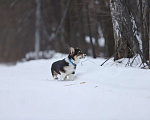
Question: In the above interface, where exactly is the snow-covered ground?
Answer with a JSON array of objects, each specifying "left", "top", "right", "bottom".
[{"left": 0, "top": 54, "right": 150, "bottom": 120}]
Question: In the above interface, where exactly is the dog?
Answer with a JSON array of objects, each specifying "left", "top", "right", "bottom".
[{"left": 51, "top": 47, "right": 86, "bottom": 80}]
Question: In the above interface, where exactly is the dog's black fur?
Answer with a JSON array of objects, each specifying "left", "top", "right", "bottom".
[{"left": 51, "top": 59, "right": 69, "bottom": 75}]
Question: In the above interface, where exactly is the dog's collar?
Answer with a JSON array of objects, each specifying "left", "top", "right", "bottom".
[{"left": 68, "top": 58, "right": 76, "bottom": 66}]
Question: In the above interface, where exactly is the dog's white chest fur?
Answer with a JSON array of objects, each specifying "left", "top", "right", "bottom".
[{"left": 64, "top": 58, "right": 78, "bottom": 74}]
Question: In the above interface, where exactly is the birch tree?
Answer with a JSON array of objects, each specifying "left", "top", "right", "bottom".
[
  {"left": 110, "top": 0, "right": 135, "bottom": 60},
  {"left": 35, "top": 0, "right": 41, "bottom": 59}
]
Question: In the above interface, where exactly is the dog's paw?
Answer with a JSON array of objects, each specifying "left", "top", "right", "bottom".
[
  {"left": 69, "top": 78, "right": 74, "bottom": 81},
  {"left": 54, "top": 76, "right": 58, "bottom": 80}
]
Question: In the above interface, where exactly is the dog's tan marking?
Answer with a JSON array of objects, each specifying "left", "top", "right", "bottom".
[{"left": 52, "top": 71, "right": 58, "bottom": 79}]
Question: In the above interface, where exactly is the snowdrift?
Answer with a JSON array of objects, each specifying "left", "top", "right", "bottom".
[{"left": 0, "top": 54, "right": 150, "bottom": 120}]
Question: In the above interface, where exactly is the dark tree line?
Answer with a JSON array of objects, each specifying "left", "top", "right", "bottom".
[{"left": 0, "top": 0, "right": 149, "bottom": 67}]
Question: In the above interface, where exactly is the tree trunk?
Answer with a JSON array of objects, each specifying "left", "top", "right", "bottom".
[
  {"left": 148, "top": 0, "right": 150, "bottom": 65},
  {"left": 110, "top": 0, "right": 135, "bottom": 60},
  {"left": 35, "top": 0, "right": 41, "bottom": 59},
  {"left": 98, "top": 0, "right": 115, "bottom": 57},
  {"left": 149, "top": 10, "right": 150, "bottom": 65},
  {"left": 86, "top": 2, "right": 96, "bottom": 58},
  {"left": 144, "top": 0, "right": 149, "bottom": 60},
  {"left": 140, "top": 0, "right": 149, "bottom": 60}
]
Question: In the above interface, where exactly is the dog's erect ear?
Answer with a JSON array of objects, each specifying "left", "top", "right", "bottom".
[{"left": 70, "top": 47, "right": 75, "bottom": 55}]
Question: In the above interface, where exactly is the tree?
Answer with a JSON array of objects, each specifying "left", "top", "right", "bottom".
[
  {"left": 97, "top": 0, "right": 115, "bottom": 57},
  {"left": 35, "top": 0, "right": 41, "bottom": 59},
  {"left": 86, "top": 1, "right": 96, "bottom": 58},
  {"left": 139, "top": 0, "right": 149, "bottom": 60},
  {"left": 110, "top": 0, "right": 136, "bottom": 60},
  {"left": 148, "top": 0, "right": 150, "bottom": 64},
  {"left": 0, "top": 0, "right": 35, "bottom": 63}
]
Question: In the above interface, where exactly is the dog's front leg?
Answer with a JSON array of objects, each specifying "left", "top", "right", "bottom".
[
  {"left": 60, "top": 72, "right": 67, "bottom": 80},
  {"left": 69, "top": 74, "right": 74, "bottom": 81}
]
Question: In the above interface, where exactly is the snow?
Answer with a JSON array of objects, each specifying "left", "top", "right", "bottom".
[
  {"left": 25, "top": 50, "right": 56, "bottom": 60},
  {"left": 0, "top": 54, "right": 150, "bottom": 120},
  {"left": 85, "top": 36, "right": 96, "bottom": 44},
  {"left": 85, "top": 36, "right": 105, "bottom": 47},
  {"left": 98, "top": 37, "right": 105, "bottom": 47},
  {"left": 97, "top": 24, "right": 105, "bottom": 47}
]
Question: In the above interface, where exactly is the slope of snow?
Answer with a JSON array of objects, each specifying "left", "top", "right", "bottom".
[{"left": 0, "top": 55, "right": 150, "bottom": 120}]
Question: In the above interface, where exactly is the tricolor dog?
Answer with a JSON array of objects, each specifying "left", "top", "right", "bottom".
[{"left": 51, "top": 47, "right": 86, "bottom": 80}]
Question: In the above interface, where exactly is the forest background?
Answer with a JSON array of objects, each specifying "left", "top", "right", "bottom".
[{"left": 0, "top": 0, "right": 149, "bottom": 67}]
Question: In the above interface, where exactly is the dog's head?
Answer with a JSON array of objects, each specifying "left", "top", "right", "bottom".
[{"left": 68, "top": 47, "right": 86, "bottom": 60}]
